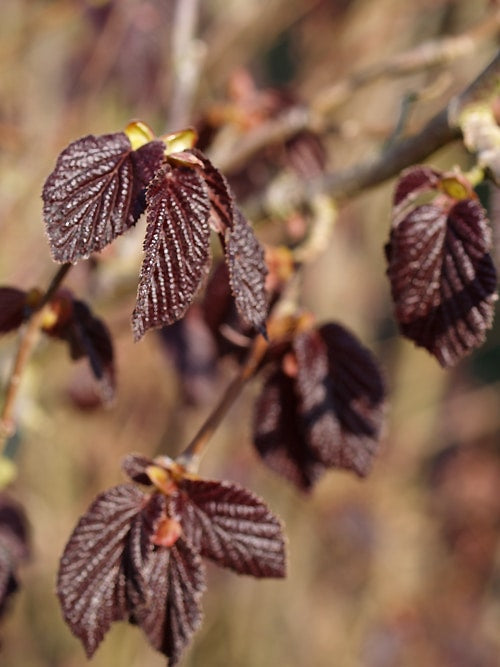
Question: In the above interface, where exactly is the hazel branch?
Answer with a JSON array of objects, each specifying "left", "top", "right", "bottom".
[
  {"left": 0, "top": 263, "right": 72, "bottom": 452},
  {"left": 214, "top": 11, "right": 499, "bottom": 175},
  {"left": 166, "top": 0, "right": 203, "bottom": 129},
  {"left": 176, "top": 334, "right": 269, "bottom": 472}
]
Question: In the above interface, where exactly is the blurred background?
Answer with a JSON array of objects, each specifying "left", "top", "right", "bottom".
[{"left": 0, "top": 0, "right": 499, "bottom": 665}]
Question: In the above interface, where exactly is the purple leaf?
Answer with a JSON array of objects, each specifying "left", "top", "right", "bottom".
[
  {"left": 190, "top": 149, "right": 235, "bottom": 233},
  {"left": 225, "top": 209, "right": 268, "bottom": 334},
  {"left": 0, "top": 288, "right": 27, "bottom": 334},
  {"left": 57, "top": 484, "right": 145, "bottom": 657},
  {"left": 393, "top": 165, "right": 441, "bottom": 218},
  {"left": 43, "top": 133, "right": 164, "bottom": 262},
  {"left": 387, "top": 199, "right": 497, "bottom": 366},
  {"left": 129, "top": 532, "right": 205, "bottom": 667},
  {"left": 132, "top": 165, "right": 211, "bottom": 340},
  {"left": 311, "top": 324, "right": 385, "bottom": 474},
  {"left": 254, "top": 369, "right": 327, "bottom": 491},
  {"left": 176, "top": 479, "right": 287, "bottom": 578}
]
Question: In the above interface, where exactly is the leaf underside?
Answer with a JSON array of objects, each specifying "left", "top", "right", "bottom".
[
  {"left": 189, "top": 149, "right": 235, "bottom": 233},
  {"left": 43, "top": 132, "right": 164, "bottom": 263},
  {"left": 132, "top": 165, "right": 211, "bottom": 340},
  {"left": 176, "top": 479, "right": 287, "bottom": 578},
  {"left": 387, "top": 199, "right": 497, "bottom": 366}
]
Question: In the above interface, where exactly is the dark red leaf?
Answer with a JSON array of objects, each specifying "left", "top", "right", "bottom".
[
  {"left": 284, "top": 130, "right": 327, "bottom": 179},
  {"left": 224, "top": 209, "right": 268, "bottom": 334},
  {"left": 129, "top": 534, "right": 205, "bottom": 666},
  {"left": 45, "top": 296, "right": 116, "bottom": 405},
  {"left": 254, "top": 369, "right": 327, "bottom": 491},
  {"left": 175, "top": 479, "right": 287, "bottom": 578},
  {"left": 310, "top": 324, "right": 385, "bottom": 474},
  {"left": 387, "top": 199, "right": 497, "bottom": 366},
  {"left": 0, "top": 288, "right": 27, "bottom": 334},
  {"left": 132, "top": 165, "right": 211, "bottom": 340},
  {"left": 43, "top": 133, "right": 164, "bottom": 262},
  {"left": 253, "top": 324, "right": 385, "bottom": 489},
  {"left": 57, "top": 484, "right": 145, "bottom": 657},
  {"left": 121, "top": 453, "right": 155, "bottom": 485},
  {"left": 393, "top": 165, "right": 441, "bottom": 217},
  {"left": 0, "top": 495, "right": 29, "bottom": 619},
  {"left": 189, "top": 149, "right": 235, "bottom": 233}
]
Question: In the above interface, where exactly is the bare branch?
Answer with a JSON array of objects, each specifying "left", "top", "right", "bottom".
[
  {"left": 0, "top": 264, "right": 72, "bottom": 452},
  {"left": 167, "top": 0, "right": 203, "bottom": 130},
  {"left": 214, "top": 11, "right": 499, "bottom": 176}
]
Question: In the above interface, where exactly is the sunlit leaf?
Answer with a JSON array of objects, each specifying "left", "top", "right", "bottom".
[
  {"left": 393, "top": 165, "right": 441, "bottom": 218},
  {"left": 43, "top": 133, "right": 164, "bottom": 262},
  {"left": 387, "top": 199, "right": 497, "bottom": 366},
  {"left": 225, "top": 209, "right": 268, "bottom": 335},
  {"left": 129, "top": 532, "right": 205, "bottom": 667},
  {"left": 175, "top": 479, "right": 287, "bottom": 578},
  {"left": 0, "top": 288, "right": 27, "bottom": 334},
  {"left": 57, "top": 484, "right": 144, "bottom": 657},
  {"left": 132, "top": 165, "right": 211, "bottom": 340}
]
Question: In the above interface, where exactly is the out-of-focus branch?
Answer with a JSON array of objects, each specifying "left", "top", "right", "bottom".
[
  {"left": 0, "top": 263, "right": 72, "bottom": 453},
  {"left": 313, "top": 10, "right": 500, "bottom": 117},
  {"left": 215, "top": 11, "right": 499, "bottom": 175},
  {"left": 166, "top": 0, "right": 203, "bottom": 129},
  {"left": 247, "top": 51, "right": 499, "bottom": 216}
]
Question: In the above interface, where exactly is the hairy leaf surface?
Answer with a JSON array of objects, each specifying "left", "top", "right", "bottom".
[
  {"left": 129, "top": 534, "right": 205, "bottom": 667},
  {"left": 393, "top": 165, "right": 441, "bottom": 217},
  {"left": 133, "top": 165, "right": 211, "bottom": 339},
  {"left": 175, "top": 479, "right": 286, "bottom": 578},
  {"left": 190, "top": 149, "right": 235, "bottom": 233},
  {"left": 225, "top": 209, "right": 268, "bottom": 334},
  {"left": 43, "top": 133, "right": 164, "bottom": 262},
  {"left": 57, "top": 484, "right": 145, "bottom": 657},
  {"left": 387, "top": 199, "right": 497, "bottom": 366}
]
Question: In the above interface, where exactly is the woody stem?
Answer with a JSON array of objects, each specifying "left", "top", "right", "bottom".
[
  {"left": 177, "top": 334, "right": 269, "bottom": 471},
  {"left": 0, "top": 263, "right": 72, "bottom": 454}
]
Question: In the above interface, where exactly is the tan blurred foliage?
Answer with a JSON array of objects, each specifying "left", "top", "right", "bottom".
[{"left": 0, "top": 0, "right": 499, "bottom": 665}]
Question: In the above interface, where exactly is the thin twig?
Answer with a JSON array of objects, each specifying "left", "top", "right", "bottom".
[
  {"left": 0, "top": 263, "right": 72, "bottom": 453},
  {"left": 245, "top": 51, "right": 499, "bottom": 217},
  {"left": 214, "top": 11, "right": 499, "bottom": 175},
  {"left": 176, "top": 334, "right": 269, "bottom": 472}
]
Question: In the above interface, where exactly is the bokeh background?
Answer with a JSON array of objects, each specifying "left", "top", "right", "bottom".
[{"left": 0, "top": 1, "right": 499, "bottom": 665}]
